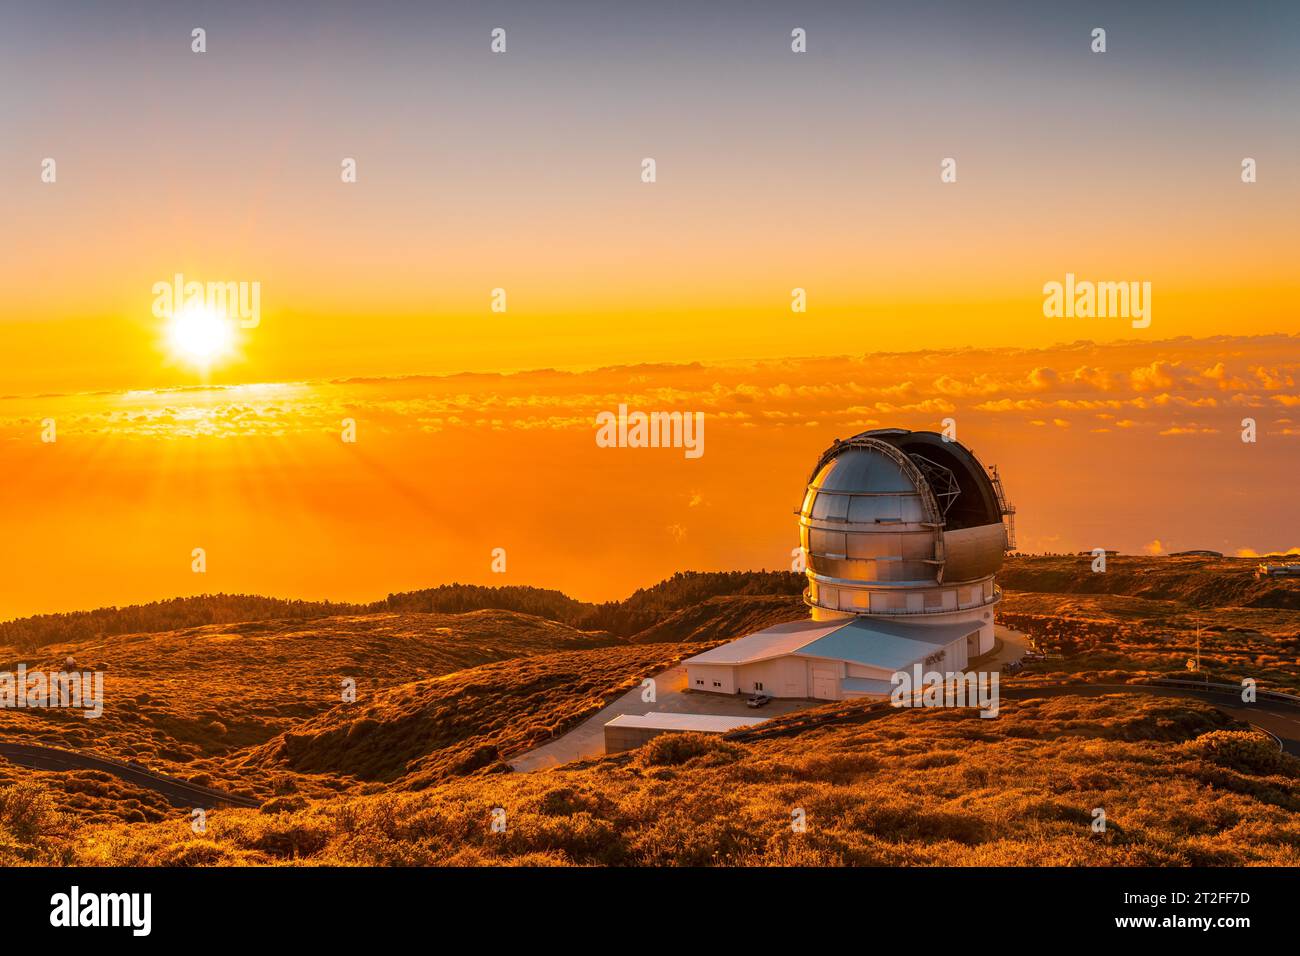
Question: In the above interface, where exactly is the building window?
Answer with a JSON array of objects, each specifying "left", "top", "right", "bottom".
[
  {"left": 695, "top": 679, "right": 703, "bottom": 686},
  {"left": 712, "top": 681, "right": 722, "bottom": 688},
  {"left": 754, "top": 681, "right": 764, "bottom": 691}
]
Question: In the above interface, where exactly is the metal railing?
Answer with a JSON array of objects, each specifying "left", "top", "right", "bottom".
[
  {"left": 989, "top": 464, "right": 1017, "bottom": 549},
  {"left": 803, "top": 584, "right": 1002, "bottom": 616},
  {"left": 1143, "top": 677, "right": 1300, "bottom": 706}
]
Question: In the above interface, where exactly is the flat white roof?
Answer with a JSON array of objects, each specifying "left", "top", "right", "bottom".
[
  {"left": 683, "top": 615, "right": 979, "bottom": 672},
  {"left": 796, "top": 618, "right": 976, "bottom": 670},
  {"left": 681, "top": 618, "right": 851, "bottom": 666},
  {"left": 604, "top": 712, "right": 768, "bottom": 733}
]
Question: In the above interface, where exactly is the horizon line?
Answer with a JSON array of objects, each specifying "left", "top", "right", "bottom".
[{"left": 3, "top": 330, "right": 1297, "bottom": 404}]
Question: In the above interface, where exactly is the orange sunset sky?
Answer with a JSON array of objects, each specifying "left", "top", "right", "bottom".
[{"left": 2, "top": 2, "right": 1298, "bottom": 619}]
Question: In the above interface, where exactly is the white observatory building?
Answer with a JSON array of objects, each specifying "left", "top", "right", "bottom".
[{"left": 684, "top": 428, "right": 1015, "bottom": 701}]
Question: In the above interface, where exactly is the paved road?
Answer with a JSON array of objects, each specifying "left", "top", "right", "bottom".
[
  {"left": 975, "top": 625, "right": 1032, "bottom": 669},
  {"left": 0, "top": 741, "right": 260, "bottom": 809}
]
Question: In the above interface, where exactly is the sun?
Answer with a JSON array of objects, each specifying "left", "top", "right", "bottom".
[{"left": 166, "top": 303, "right": 237, "bottom": 369}]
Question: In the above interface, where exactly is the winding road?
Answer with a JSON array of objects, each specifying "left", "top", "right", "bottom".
[{"left": 0, "top": 741, "right": 260, "bottom": 809}]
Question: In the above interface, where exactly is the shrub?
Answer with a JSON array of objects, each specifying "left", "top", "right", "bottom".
[
  {"left": 0, "top": 782, "right": 57, "bottom": 842},
  {"left": 154, "top": 840, "right": 232, "bottom": 866},
  {"left": 247, "top": 815, "right": 332, "bottom": 858},
  {"left": 1181, "top": 731, "right": 1284, "bottom": 775},
  {"left": 260, "top": 795, "right": 309, "bottom": 814},
  {"left": 635, "top": 732, "right": 743, "bottom": 768}
]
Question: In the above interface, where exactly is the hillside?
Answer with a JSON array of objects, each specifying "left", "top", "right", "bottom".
[
  {"left": 624, "top": 594, "right": 805, "bottom": 645},
  {"left": 998, "top": 556, "right": 1300, "bottom": 694},
  {"left": 234, "top": 643, "right": 703, "bottom": 794},
  {"left": 1000, "top": 554, "right": 1300, "bottom": 610},
  {"left": 0, "top": 610, "right": 617, "bottom": 791},
  {"left": 1, "top": 570, "right": 806, "bottom": 652},
  {"left": 0, "top": 558, "right": 1298, "bottom": 863},
  {"left": 14, "top": 692, "right": 1297, "bottom": 867},
  {"left": 0, "top": 594, "right": 368, "bottom": 653}
]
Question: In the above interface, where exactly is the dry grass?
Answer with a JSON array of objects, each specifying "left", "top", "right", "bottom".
[
  {"left": 0, "top": 610, "right": 618, "bottom": 807},
  {"left": 999, "top": 556, "right": 1300, "bottom": 693},
  {"left": 0, "top": 762, "right": 174, "bottom": 831},
  {"left": 10, "top": 693, "right": 1296, "bottom": 867},
  {"left": 231, "top": 642, "right": 702, "bottom": 793},
  {"left": 625, "top": 594, "right": 805, "bottom": 645},
  {"left": 2, "top": 558, "right": 1298, "bottom": 863},
  {"left": 1000, "top": 553, "right": 1300, "bottom": 610}
]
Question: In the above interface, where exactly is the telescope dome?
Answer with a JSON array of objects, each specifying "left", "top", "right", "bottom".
[{"left": 799, "top": 429, "right": 1012, "bottom": 620}]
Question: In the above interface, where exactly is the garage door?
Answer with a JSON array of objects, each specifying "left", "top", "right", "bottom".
[{"left": 811, "top": 667, "right": 839, "bottom": 700}]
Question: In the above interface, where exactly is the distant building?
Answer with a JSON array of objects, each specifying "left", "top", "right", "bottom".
[
  {"left": 1257, "top": 563, "right": 1300, "bottom": 579},
  {"left": 1170, "top": 550, "right": 1223, "bottom": 558},
  {"left": 684, "top": 428, "right": 1014, "bottom": 702}
]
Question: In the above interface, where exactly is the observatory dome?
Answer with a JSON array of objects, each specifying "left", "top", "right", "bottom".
[
  {"left": 678, "top": 426, "right": 1015, "bottom": 702},
  {"left": 799, "top": 429, "right": 1013, "bottom": 622}
]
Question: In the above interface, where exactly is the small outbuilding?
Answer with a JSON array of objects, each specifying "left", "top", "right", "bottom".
[{"left": 603, "top": 712, "right": 768, "bottom": 754}]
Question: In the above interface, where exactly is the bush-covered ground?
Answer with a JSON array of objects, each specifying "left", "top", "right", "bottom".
[
  {"left": 999, "top": 556, "right": 1300, "bottom": 693},
  {"left": 1, "top": 559, "right": 1297, "bottom": 863},
  {"left": 232, "top": 642, "right": 704, "bottom": 795},
  {"left": 0, "top": 610, "right": 623, "bottom": 806},
  {"left": 5, "top": 694, "right": 1296, "bottom": 867},
  {"left": 0, "top": 571, "right": 807, "bottom": 652}
]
